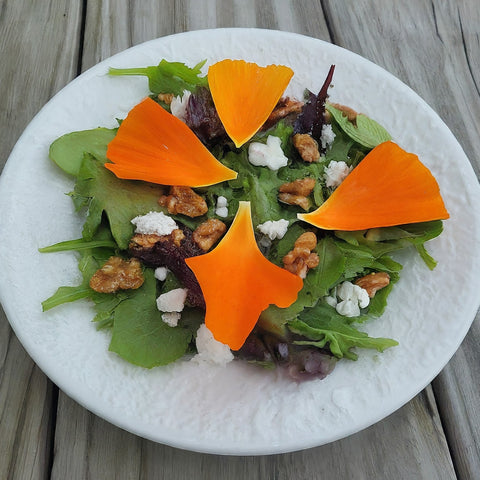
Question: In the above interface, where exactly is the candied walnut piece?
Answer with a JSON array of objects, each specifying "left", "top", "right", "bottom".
[
  {"left": 263, "top": 97, "right": 304, "bottom": 129},
  {"left": 157, "top": 93, "right": 174, "bottom": 105},
  {"left": 355, "top": 272, "right": 391, "bottom": 298},
  {"left": 282, "top": 232, "right": 320, "bottom": 278},
  {"left": 292, "top": 133, "right": 321, "bottom": 163},
  {"left": 158, "top": 186, "right": 208, "bottom": 218},
  {"left": 89, "top": 256, "right": 144, "bottom": 294},
  {"left": 278, "top": 178, "right": 316, "bottom": 211},
  {"left": 193, "top": 218, "right": 227, "bottom": 251},
  {"left": 279, "top": 178, "right": 316, "bottom": 196}
]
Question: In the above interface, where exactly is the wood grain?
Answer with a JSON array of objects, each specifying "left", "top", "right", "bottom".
[
  {"left": 0, "top": 1, "right": 83, "bottom": 479},
  {"left": 1, "top": 0, "right": 478, "bottom": 478},
  {"left": 51, "top": 386, "right": 454, "bottom": 480},
  {"left": 322, "top": 1, "right": 480, "bottom": 478},
  {"left": 50, "top": 1, "right": 457, "bottom": 478}
]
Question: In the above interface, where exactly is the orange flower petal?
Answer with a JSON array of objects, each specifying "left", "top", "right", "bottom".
[
  {"left": 185, "top": 201, "right": 303, "bottom": 350},
  {"left": 298, "top": 141, "right": 450, "bottom": 230},
  {"left": 208, "top": 59, "right": 294, "bottom": 147},
  {"left": 105, "top": 98, "right": 237, "bottom": 187}
]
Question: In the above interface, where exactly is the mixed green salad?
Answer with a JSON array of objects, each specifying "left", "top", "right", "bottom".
[{"left": 41, "top": 59, "right": 444, "bottom": 381}]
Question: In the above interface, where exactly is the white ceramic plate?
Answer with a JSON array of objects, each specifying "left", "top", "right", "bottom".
[{"left": 1, "top": 29, "right": 479, "bottom": 455}]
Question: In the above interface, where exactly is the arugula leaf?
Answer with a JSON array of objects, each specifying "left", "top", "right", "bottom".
[
  {"left": 326, "top": 103, "right": 391, "bottom": 149},
  {"left": 288, "top": 301, "right": 398, "bottom": 360},
  {"left": 39, "top": 237, "right": 117, "bottom": 253},
  {"left": 301, "top": 237, "right": 346, "bottom": 303},
  {"left": 108, "top": 59, "right": 208, "bottom": 96},
  {"left": 108, "top": 269, "right": 197, "bottom": 368},
  {"left": 49, "top": 127, "right": 117, "bottom": 176},
  {"left": 335, "top": 221, "right": 443, "bottom": 269},
  {"left": 72, "top": 154, "right": 164, "bottom": 249}
]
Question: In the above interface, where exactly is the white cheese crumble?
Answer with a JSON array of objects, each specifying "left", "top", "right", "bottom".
[
  {"left": 324, "top": 160, "right": 352, "bottom": 189},
  {"left": 326, "top": 281, "right": 370, "bottom": 318},
  {"left": 192, "top": 324, "right": 234, "bottom": 366},
  {"left": 161, "top": 312, "right": 181, "bottom": 327},
  {"left": 156, "top": 288, "right": 188, "bottom": 313},
  {"left": 215, "top": 195, "right": 228, "bottom": 218},
  {"left": 131, "top": 211, "right": 177, "bottom": 236},
  {"left": 170, "top": 90, "right": 191, "bottom": 122},
  {"left": 154, "top": 266, "right": 170, "bottom": 282},
  {"left": 320, "top": 123, "right": 336, "bottom": 149},
  {"left": 248, "top": 135, "right": 288, "bottom": 171},
  {"left": 257, "top": 219, "right": 289, "bottom": 240}
]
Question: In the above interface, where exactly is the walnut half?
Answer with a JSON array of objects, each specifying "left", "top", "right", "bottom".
[
  {"left": 292, "top": 133, "right": 321, "bottom": 163},
  {"left": 282, "top": 232, "right": 320, "bottom": 278},
  {"left": 355, "top": 272, "right": 390, "bottom": 298},
  {"left": 278, "top": 177, "right": 316, "bottom": 211},
  {"left": 193, "top": 218, "right": 227, "bottom": 251},
  {"left": 159, "top": 186, "right": 208, "bottom": 218},
  {"left": 89, "top": 257, "right": 144, "bottom": 293}
]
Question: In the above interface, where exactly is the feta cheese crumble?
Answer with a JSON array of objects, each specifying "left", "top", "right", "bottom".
[
  {"left": 215, "top": 195, "right": 228, "bottom": 218},
  {"left": 154, "top": 266, "right": 170, "bottom": 282},
  {"left": 324, "top": 160, "right": 352, "bottom": 188},
  {"left": 326, "top": 281, "right": 370, "bottom": 317},
  {"left": 192, "top": 324, "right": 234, "bottom": 366},
  {"left": 161, "top": 312, "right": 181, "bottom": 327},
  {"left": 320, "top": 123, "right": 336, "bottom": 149},
  {"left": 257, "top": 219, "right": 289, "bottom": 240},
  {"left": 131, "top": 211, "right": 177, "bottom": 236},
  {"left": 248, "top": 135, "right": 288, "bottom": 171},
  {"left": 156, "top": 288, "right": 188, "bottom": 313},
  {"left": 170, "top": 90, "right": 191, "bottom": 122}
]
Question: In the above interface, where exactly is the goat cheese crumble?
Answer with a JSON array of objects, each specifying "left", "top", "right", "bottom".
[
  {"left": 154, "top": 266, "right": 170, "bottom": 281},
  {"left": 326, "top": 281, "right": 370, "bottom": 317},
  {"left": 192, "top": 324, "right": 234, "bottom": 366},
  {"left": 215, "top": 195, "right": 228, "bottom": 218},
  {"left": 257, "top": 219, "right": 289, "bottom": 240},
  {"left": 131, "top": 211, "right": 177, "bottom": 236},
  {"left": 324, "top": 160, "right": 352, "bottom": 188},
  {"left": 170, "top": 90, "right": 191, "bottom": 122},
  {"left": 320, "top": 123, "right": 336, "bottom": 149},
  {"left": 248, "top": 135, "right": 288, "bottom": 171},
  {"left": 156, "top": 288, "right": 188, "bottom": 313},
  {"left": 161, "top": 312, "right": 181, "bottom": 327}
]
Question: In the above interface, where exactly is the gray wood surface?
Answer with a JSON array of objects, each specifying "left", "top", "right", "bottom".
[{"left": 1, "top": 1, "right": 478, "bottom": 479}]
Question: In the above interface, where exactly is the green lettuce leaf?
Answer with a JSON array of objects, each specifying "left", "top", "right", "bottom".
[
  {"left": 288, "top": 301, "right": 398, "bottom": 360},
  {"left": 326, "top": 103, "right": 391, "bottom": 149},
  {"left": 72, "top": 154, "right": 164, "bottom": 249},
  {"left": 108, "top": 59, "right": 208, "bottom": 96},
  {"left": 49, "top": 127, "right": 117, "bottom": 176},
  {"left": 108, "top": 269, "right": 198, "bottom": 368}
]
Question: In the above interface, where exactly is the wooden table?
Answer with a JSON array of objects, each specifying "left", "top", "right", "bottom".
[{"left": 1, "top": 1, "right": 479, "bottom": 478}]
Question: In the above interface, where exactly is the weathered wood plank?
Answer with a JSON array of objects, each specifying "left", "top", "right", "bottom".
[
  {"left": 48, "top": 1, "right": 460, "bottom": 479},
  {"left": 322, "top": 1, "right": 480, "bottom": 479},
  {"left": 51, "top": 386, "right": 454, "bottom": 480},
  {"left": 0, "top": 1, "right": 83, "bottom": 479},
  {"left": 0, "top": 323, "right": 55, "bottom": 480},
  {"left": 0, "top": 0, "right": 83, "bottom": 167}
]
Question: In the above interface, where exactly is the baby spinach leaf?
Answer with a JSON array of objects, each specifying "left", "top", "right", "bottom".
[
  {"left": 109, "top": 270, "right": 196, "bottom": 368},
  {"left": 49, "top": 127, "right": 117, "bottom": 176},
  {"left": 326, "top": 103, "right": 391, "bottom": 149}
]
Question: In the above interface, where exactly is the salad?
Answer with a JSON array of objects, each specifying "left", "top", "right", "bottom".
[{"left": 41, "top": 59, "right": 449, "bottom": 381}]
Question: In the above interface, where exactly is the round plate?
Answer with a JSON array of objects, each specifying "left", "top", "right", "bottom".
[{"left": 0, "top": 29, "right": 479, "bottom": 455}]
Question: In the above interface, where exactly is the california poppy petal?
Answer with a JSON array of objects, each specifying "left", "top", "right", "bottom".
[
  {"left": 106, "top": 97, "right": 237, "bottom": 187},
  {"left": 298, "top": 141, "right": 449, "bottom": 231},
  {"left": 185, "top": 201, "right": 303, "bottom": 350}
]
